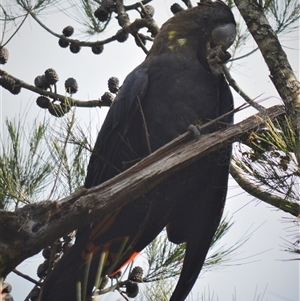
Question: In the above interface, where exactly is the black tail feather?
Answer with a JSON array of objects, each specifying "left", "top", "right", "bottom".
[{"left": 169, "top": 231, "right": 214, "bottom": 301}]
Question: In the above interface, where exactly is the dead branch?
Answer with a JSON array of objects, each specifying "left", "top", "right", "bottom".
[{"left": 0, "top": 105, "right": 285, "bottom": 277}]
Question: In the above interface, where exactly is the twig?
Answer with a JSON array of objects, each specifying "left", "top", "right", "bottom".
[
  {"left": 48, "top": 113, "right": 75, "bottom": 198},
  {"left": 0, "top": 4, "right": 8, "bottom": 45},
  {"left": 0, "top": 69, "right": 112, "bottom": 108},
  {"left": 2, "top": 9, "right": 31, "bottom": 47},
  {"left": 13, "top": 269, "right": 40, "bottom": 286},
  {"left": 136, "top": 96, "right": 152, "bottom": 154},
  {"left": 229, "top": 47, "right": 259, "bottom": 62},
  {"left": 28, "top": 11, "right": 116, "bottom": 47},
  {"left": 124, "top": 0, "right": 153, "bottom": 11},
  {"left": 222, "top": 65, "right": 267, "bottom": 113},
  {"left": 29, "top": 7, "right": 158, "bottom": 49},
  {"left": 230, "top": 162, "right": 300, "bottom": 217},
  {"left": 115, "top": 0, "right": 159, "bottom": 38},
  {"left": 133, "top": 32, "right": 149, "bottom": 55}
]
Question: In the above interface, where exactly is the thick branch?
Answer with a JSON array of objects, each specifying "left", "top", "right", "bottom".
[
  {"left": 0, "top": 105, "right": 285, "bottom": 277},
  {"left": 230, "top": 162, "right": 300, "bottom": 217},
  {"left": 234, "top": 0, "right": 300, "bottom": 164}
]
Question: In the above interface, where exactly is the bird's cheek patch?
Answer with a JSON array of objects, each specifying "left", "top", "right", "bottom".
[
  {"left": 168, "top": 30, "right": 177, "bottom": 40},
  {"left": 177, "top": 38, "right": 187, "bottom": 47}
]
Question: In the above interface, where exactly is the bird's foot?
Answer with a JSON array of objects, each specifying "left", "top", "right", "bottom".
[
  {"left": 188, "top": 124, "right": 202, "bottom": 140},
  {"left": 207, "top": 44, "right": 231, "bottom": 76}
]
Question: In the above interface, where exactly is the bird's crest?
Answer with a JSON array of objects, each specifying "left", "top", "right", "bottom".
[{"left": 198, "top": 0, "right": 228, "bottom": 7}]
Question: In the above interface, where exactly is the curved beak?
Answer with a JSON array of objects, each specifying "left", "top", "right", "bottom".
[{"left": 212, "top": 23, "right": 236, "bottom": 51}]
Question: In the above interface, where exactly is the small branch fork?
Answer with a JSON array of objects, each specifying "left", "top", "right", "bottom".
[
  {"left": 27, "top": 0, "right": 159, "bottom": 56},
  {"left": 0, "top": 69, "right": 112, "bottom": 108}
]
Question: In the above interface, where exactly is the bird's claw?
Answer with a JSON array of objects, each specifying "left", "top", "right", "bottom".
[
  {"left": 207, "top": 45, "right": 231, "bottom": 76},
  {"left": 188, "top": 124, "right": 202, "bottom": 140}
]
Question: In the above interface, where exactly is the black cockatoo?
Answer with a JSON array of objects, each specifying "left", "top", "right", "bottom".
[{"left": 41, "top": 1, "right": 236, "bottom": 300}]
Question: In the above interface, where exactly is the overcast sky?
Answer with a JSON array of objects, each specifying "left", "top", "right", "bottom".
[{"left": 1, "top": 1, "right": 299, "bottom": 300}]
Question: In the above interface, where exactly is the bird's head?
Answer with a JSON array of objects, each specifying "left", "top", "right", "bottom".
[{"left": 148, "top": 0, "right": 236, "bottom": 75}]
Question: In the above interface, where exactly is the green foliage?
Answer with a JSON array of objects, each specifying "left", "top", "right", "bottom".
[
  {"left": 145, "top": 216, "right": 245, "bottom": 281},
  {"left": 233, "top": 115, "right": 299, "bottom": 256},
  {"left": 144, "top": 230, "right": 185, "bottom": 283},
  {"left": 2, "top": 0, "right": 58, "bottom": 21},
  {"left": 74, "top": 216, "right": 246, "bottom": 300},
  {"left": 139, "top": 278, "right": 173, "bottom": 301},
  {"left": 0, "top": 117, "right": 52, "bottom": 209},
  {"left": 235, "top": 116, "right": 299, "bottom": 202},
  {"left": 281, "top": 217, "right": 300, "bottom": 258},
  {"left": 46, "top": 112, "right": 90, "bottom": 198},
  {"left": 0, "top": 111, "right": 90, "bottom": 208},
  {"left": 265, "top": 0, "right": 300, "bottom": 34},
  {"left": 78, "top": 0, "right": 109, "bottom": 34}
]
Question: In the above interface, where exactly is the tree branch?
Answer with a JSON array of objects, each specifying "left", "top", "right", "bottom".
[
  {"left": 13, "top": 269, "right": 40, "bottom": 286},
  {"left": 222, "top": 65, "right": 266, "bottom": 113},
  {"left": 0, "top": 105, "right": 285, "bottom": 277},
  {"left": 0, "top": 69, "right": 112, "bottom": 108},
  {"left": 234, "top": 0, "right": 300, "bottom": 164},
  {"left": 230, "top": 162, "right": 300, "bottom": 217},
  {"left": 28, "top": 3, "right": 159, "bottom": 51}
]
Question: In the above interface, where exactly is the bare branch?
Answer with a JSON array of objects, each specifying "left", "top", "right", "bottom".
[
  {"left": 123, "top": 0, "right": 153, "bottom": 11},
  {"left": 0, "top": 69, "right": 112, "bottom": 108},
  {"left": 2, "top": 9, "right": 30, "bottom": 47},
  {"left": 13, "top": 269, "right": 40, "bottom": 286},
  {"left": 222, "top": 65, "right": 267, "bottom": 113},
  {"left": 230, "top": 162, "right": 300, "bottom": 217},
  {"left": 27, "top": 2, "right": 159, "bottom": 52},
  {"left": 229, "top": 47, "right": 259, "bottom": 62}
]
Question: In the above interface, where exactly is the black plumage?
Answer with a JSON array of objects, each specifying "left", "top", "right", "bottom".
[{"left": 41, "top": 1, "right": 236, "bottom": 300}]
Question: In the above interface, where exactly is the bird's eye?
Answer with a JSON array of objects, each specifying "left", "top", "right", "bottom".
[{"left": 195, "top": 14, "right": 210, "bottom": 25}]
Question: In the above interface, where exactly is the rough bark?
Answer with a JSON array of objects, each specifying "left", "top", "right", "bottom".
[{"left": 234, "top": 0, "right": 300, "bottom": 164}]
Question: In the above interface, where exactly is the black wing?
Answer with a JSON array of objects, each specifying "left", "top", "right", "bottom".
[
  {"left": 85, "top": 65, "right": 149, "bottom": 187},
  {"left": 41, "top": 65, "right": 149, "bottom": 301}
]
